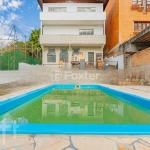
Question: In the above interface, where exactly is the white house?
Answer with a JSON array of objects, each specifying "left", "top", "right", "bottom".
[{"left": 38, "top": 0, "right": 107, "bottom": 67}]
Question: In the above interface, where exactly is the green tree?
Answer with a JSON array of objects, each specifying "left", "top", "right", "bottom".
[{"left": 29, "top": 29, "right": 42, "bottom": 52}]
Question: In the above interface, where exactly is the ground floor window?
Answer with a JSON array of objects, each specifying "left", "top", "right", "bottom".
[
  {"left": 72, "top": 48, "right": 80, "bottom": 56},
  {"left": 47, "top": 48, "right": 56, "bottom": 62},
  {"left": 60, "top": 48, "right": 68, "bottom": 62},
  {"left": 134, "top": 21, "right": 150, "bottom": 31}
]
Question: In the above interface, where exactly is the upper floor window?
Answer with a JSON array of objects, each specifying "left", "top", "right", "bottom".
[
  {"left": 79, "top": 29, "right": 94, "bottom": 35},
  {"left": 48, "top": 7, "right": 67, "bottom": 12},
  {"left": 132, "top": 0, "right": 150, "bottom": 5},
  {"left": 77, "top": 7, "right": 96, "bottom": 12},
  {"left": 132, "top": 0, "right": 142, "bottom": 4},
  {"left": 134, "top": 21, "right": 150, "bottom": 31}
]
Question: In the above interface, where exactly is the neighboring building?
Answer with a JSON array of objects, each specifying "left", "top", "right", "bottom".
[
  {"left": 37, "top": 0, "right": 108, "bottom": 66},
  {"left": 104, "top": 0, "right": 150, "bottom": 69}
]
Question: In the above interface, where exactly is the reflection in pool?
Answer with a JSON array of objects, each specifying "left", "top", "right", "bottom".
[{"left": 0, "top": 90, "right": 150, "bottom": 124}]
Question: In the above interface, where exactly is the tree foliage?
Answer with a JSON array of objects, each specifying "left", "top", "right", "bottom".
[
  {"left": 0, "top": 29, "right": 42, "bottom": 58},
  {"left": 28, "top": 29, "right": 42, "bottom": 52}
]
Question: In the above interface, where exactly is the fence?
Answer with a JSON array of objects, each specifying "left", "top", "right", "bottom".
[{"left": 0, "top": 50, "right": 42, "bottom": 70}]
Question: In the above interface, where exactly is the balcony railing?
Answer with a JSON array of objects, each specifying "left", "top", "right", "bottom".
[{"left": 131, "top": 3, "right": 150, "bottom": 12}]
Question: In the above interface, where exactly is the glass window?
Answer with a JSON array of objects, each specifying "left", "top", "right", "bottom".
[
  {"left": 47, "top": 48, "right": 56, "bottom": 62},
  {"left": 134, "top": 21, "right": 150, "bottom": 31},
  {"left": 79, "top": 29, "right": 94, "bottom": 35},
  {"left": 61, "top": 48, "right": 68, "bottom": 54},
  {"left": 48, "top": 7, "right": 67, "bottom": 12},
  {"left": 77, "top": 7, "right": 96, "bottom": 12},
  {"left": 48, "top": 48, "right": 55, "bottom": 54},
  {"left": 143, "top": 23, "right": 146, "bottom": 29},
  {"left": 72, "top": 48, "right": 80, "bottom": 56},
  {"left": 134, "top": 23, "right": 138, "bottom": 30},
  {"left": 60, "top": 48, "right": 68, "bottom": 61},
  {"left": 138, "top": 23, "right": 142, "bottom": 30},
  {"left": 147, "top": 23, "right": 150, "bottom": 27},
  {"left": 47, "top": 55, "right": 56, "bottom": 62},
  {"left": 132, "top": 0, "right": 142, "bottom": 5}
]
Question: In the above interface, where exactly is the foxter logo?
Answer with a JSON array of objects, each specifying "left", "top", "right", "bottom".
[{"left": 49, "top": 69, "right": 62, "bottom": 81}]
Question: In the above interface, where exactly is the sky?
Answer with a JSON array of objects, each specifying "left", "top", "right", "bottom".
[{"left": 0, "top": 0, "right": 41, "bottom": 41}]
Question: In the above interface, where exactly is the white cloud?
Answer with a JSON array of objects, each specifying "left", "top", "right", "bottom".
[
  {"left": 0, "top": 0, "right": 24, "bottom": 11},
  {"left": 0, "top": 13, "right": 21, "bottom": 40},
  {"left": 0, "top": 0, "right": 25, "bottom": 47}
]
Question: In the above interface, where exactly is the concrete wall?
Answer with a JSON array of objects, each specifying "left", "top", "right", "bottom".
[
  {"left": 104, "top": 55, "right": 124, "bottom": 70},
  {"left": 43, "top": 3, "right": 103, "bottom": 12},
  {"left": 40, "top": 35, "right": 106, "bottom": 46},
  {"left": 43, "top": 26, "right": 103, "bottom": 35},
  {"left": 0, "top": 63, "right": 150, "bottom": 86}
]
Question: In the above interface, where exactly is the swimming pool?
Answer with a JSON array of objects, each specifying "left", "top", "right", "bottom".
[{"left": 0, "top": 84, "right": 150, "bottom": 134}]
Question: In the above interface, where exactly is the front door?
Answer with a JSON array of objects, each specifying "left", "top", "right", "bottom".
[{"left": 88, "top": 52, "right": 94, "bottom": 64}]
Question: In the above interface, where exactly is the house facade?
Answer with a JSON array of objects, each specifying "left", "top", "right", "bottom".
[
  {"left": 38, "top": 0, "right": 107, "bottom": 67},
  {"left": 104, "top": 0, "right": 150, "bottom": 69}
]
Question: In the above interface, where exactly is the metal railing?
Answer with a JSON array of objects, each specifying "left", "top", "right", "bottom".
[{"left": 42, "top": 60, "right": 118, "bottom": 70}]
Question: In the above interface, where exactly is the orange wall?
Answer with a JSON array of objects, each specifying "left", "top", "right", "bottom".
[
  {"left": 104, "top": 0, "right": 119, "bottom": 52},
  {"left": 119, "top": 0, "right": 150, "bottom": 43},
  {"left": 104, "top": 0, "right": 150, "bottom": 52}
]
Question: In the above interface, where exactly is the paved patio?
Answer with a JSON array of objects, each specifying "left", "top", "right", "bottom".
[
  {"left": 0, "top": 84, "right": 150, "bottom": 150},
  {"left": 0, "top": 135, "right": 150, "bottom": 150}
]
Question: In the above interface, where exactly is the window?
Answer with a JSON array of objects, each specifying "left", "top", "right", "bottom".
[
  {"left": 79, "top": 29, "right": 94, "bottom": 35},
  {"left": 48, "top": 7, "right": 67, "bottom": 12},
  {"left": 132, "top": 0, "right": 142, "bottom": 5},
  {"left": 47, "top": 48, "right": 56, "bottom": 62},
  {"left": 60, "top": 48, "right": 68, "bottom": 61},
  {"left": 132, "top": 0, "right": 150, "bottom": 6},
  {"left": 72, "top": 48, "right": 80, "bottom": 56},
  {"left": 61, "top": 48, "right": 68, "bottom": 54},
  {"left": 48, "top": 48, "right": 55, "bottom": 54},
  {"left": 134, "top": 21, "right": 150, "bottom": 31},
  {"left": 77, "top": 7, "right": 96, "bottom": 12}
]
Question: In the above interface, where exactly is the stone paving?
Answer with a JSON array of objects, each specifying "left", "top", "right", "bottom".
[
  {"left": 0, "top": 135, "right": 150, "bottom": 150},
  {"left": 0, "top": 84, "right": 150, "bottom": 150}
]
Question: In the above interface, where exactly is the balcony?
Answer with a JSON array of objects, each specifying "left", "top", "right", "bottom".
[
  {"left": 40, "top": 35, "right": 106, "bottom": 46},
  {"left": 40, "top": 12, "right": 106, "bottom": 25},
  {"left": 131, "top": 4, "right": 150, "bottom": 12}
]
